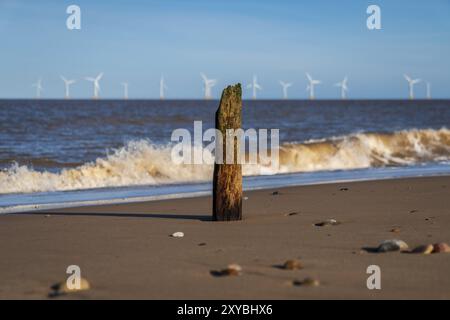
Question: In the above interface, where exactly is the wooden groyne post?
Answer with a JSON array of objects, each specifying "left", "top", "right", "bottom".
[{"left": 213, "top": 84, "right": 243, "bottom": 221}]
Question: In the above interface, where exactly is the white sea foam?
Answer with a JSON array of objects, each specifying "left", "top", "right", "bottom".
[{"left": 1, "top": 128, "right": 449, "bottom": 194}]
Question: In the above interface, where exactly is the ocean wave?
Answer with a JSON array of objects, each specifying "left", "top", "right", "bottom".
[{"left": 1, "top": 128, "right": 449, "bottom": 194}]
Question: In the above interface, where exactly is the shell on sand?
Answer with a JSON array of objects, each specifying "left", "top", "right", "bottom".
[
  {"left": 411, "top": 244, "right": 434, "bottom": 255},
  {"left": 377, "top": 239, "right": 409, "bottom": 253},
  {"left": 171, "top": 232, "right": 184, "bottom": 238},
  {"left": 293, "top": 277, "right": 320, "bottom": 287},
  {"left": 283, "top": 259, "right": 303, "bottom": 270},
  {"left": 315, "top": 219, "right": 340, "bottom": 227},
  {"left": 390, "top": 227, "right": 401, "bottom": 233},
  {"left": 432, "top": 242, "right": 450, "bottom": 253},
  {"left": 51, "top": 278, "right": 90, "bottom": 296},
  {"left": 223, "top": 264, "right": 242, "bottom": 276}
]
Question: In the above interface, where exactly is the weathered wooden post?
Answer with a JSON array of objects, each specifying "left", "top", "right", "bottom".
[{"left": 213, "top": 84, "right": 243, "bottom": 221}]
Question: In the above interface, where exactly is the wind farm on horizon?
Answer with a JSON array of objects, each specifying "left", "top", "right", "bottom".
[{"left": 23, "top": 72, "right": 438, "bottom": 101}]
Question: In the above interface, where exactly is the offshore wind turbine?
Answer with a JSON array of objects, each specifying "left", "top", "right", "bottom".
[
  {"left": 32, "top": 78, "right": 43, "bottom": 99},
  {"left": 200, "top": 73, "right": 217, "bottom": 100},
  {"left": 60, "top": 76, "right": 76, "bottom": 99},
  {"left": 305, "top": 73, "right": 321, "bottom": 100},
  {"left": 279, "top": 81, "right": 293, "bottom": 100},
  {"left": 160, "top": 76, "right": 168, "bottom": 100},
  {"left": 334, "top": 76, "right": 349, "bottom": 99},
  {"left": 404, "top": 74, "right": 421, "bottom": 100},
  {"left": 121, "top": 82, "right": 129, "bottom": 100},
  {"left": 247, "top": 75, "right": 262, "bottom": 100},
  {"left": 426, "top": 82, "right": 432, "bottom": 100},
  {"left": 85, "top": 72, "right": 104, "bottom": 99}
]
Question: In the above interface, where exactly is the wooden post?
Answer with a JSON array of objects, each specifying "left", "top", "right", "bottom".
[{"left": 213, "top": 84, "right": 243, "bottom": 221}]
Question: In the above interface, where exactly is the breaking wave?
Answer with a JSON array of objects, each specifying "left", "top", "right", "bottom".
[{"left": 1, "top": 128, "right": 449, "bottom": 194}]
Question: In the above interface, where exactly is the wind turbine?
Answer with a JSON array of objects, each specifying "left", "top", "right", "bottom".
[
  {"left": 305, "top": 73, "right": 321, "bottom": 100},
  {"left": 279, "top": 81, "right": 293, "bottom": 100},
  {"left": 404, "top": 74, "right": 421, "bottom": 100},
  {"left": 160, "top": 75, "right": 168, "bottom": 100},
  {"left": 32, "top": 78, "right": 43, "bottom": 99},
  {"left": 426, "top": 82, "right": 432, "bottom": 100},
  {"left": 247, "top": 75, "right": 262, "bottom": 100},
  {"left": 60, "top": 76, "right": 76, "bottom": 99},
  {"left": 334, "top": 76, "right": 349, "bottom": 99},
  {"left": 85, "top": 72, "right": 104, "bottom": 99},
  {"left": 121, "top": 82, "right": 129, "bottom": 100},
  {"left": 200, "top": 73, "right": 217, "bottom": 100}
]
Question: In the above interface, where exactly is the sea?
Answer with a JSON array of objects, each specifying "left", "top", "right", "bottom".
[{"left": 1, "top": 99, "right": 450, "bottom": 213}]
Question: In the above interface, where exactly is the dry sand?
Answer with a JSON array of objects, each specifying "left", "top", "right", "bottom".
[{"left": 1, "top": 176, "right": 449, "bottom": 299}]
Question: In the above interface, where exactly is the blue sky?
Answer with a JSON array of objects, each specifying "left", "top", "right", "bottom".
[{"left": 0, "top": 0, "right": 449, "bottom": 99}]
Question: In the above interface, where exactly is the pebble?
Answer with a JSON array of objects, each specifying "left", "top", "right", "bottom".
[
  {"left": 223, "top": 264, "right": 242, "bottom": 276},
  {"left": 283, "top": 259, "right": 303, "bottom": 270},
  {"left": 339, "top": 187, "right": 349, "bottom": 191},
  {"left": 390, "top": 227, "right": 401, "bottom": 233},
  {"left": 411, "top": 244, "right": 434, "bottom": 255},
  {"left": 171, "top": 232, "right": 184, "bottom": 238},
  {"left": 315, "top": 219, "right": 340, "bottom": 227},
  {"left": 432, "top": 242, "right": 450, "bottom": 254},
  {"left": 377, "top": 239, "right": 409, "bottom": 253},
  {"left": 293, "top": 277, "right": 320, "bottom": 287},
  {"left": 244, "top": 197, "right": 249, "bottom": 200},
  {"left": 50, "top": 278, "right": 90, "bottom": 296},
  {"left": 272, "top": 191, "right": 280, "bottom": 196}
]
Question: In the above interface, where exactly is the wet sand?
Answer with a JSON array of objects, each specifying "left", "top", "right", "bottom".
[{"left": 0, "top": 176, "right": 449, "bottom": 299}]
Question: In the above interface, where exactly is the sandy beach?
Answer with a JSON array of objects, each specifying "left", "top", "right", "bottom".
[{"left": 1, "top": 176, "right": 449, "bottom": 299}]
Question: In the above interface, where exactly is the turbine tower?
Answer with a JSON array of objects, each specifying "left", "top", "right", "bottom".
[
  {"left": 279, "top": 81, "right": 293, "bottom": 100},
  {"left": 160, "top": 76, "right": 168, "bottom": 100},
  {"left": 200, "top": 73, "right": 217, "bottom": 100},
  {"left": 32, "top": 78, "right": 43, "bottom": 99},
  {"left": 247, "top": 75, "right": 262, "bottom": 100},
  {"left": 60, "top": 76, "right": 76, "bottom": 99},
  {"left": 121, "top": 82, "right": 129, "bottom": 100},
  {"left": 85, "top": 72, "right": 104, "bottom": 99},
  {"left": 404, "top": 74, "right": 421, "bottom": 100},
  {"left": 334, "top": 76, "right": 349, "bottom": 99},
  {"left": 426, "top": 82, "right": 432, "bottom": 100},
  {"left": 305, "top": 73, "right": 321, "bottom": 100}
]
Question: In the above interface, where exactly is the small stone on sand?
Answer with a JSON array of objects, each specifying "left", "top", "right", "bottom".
[
  {"left": 390, "top": 227, "right": 401, "bottom": 233},
  {"left": 244, "top": 197, "right": 249, "bottom": 200},
  {"left": 340, "top": 187, "right": 349, "bottom": 191},
  {"left": 411, "top": 244, "right": 434, "bottom": 255},
  {"left": 293, "top": 277, "right": 320, "bottom": 287},
  {"left": 377, "top": 239, "right": 409, "bottom": 253},
  {"left": 50, "top": 278, "right": 90, "bottom": 297},
  {"left": 283, "top": 259, "right": 303, "bottom": 270},
  {"left": 272, "top": 191, "right": 280, "bottom": 196},
  {"left": 315, "top": 219, "right": 340, "bottom": 227},
  {"left": 432, "top": 242, "right": 450, "bottom": 254},
  {"left": 171, "top": 232, "right": 184, "bottom": 238},
  {"left": 223, "top": 264, "right": 242, "bottom": 276}
]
